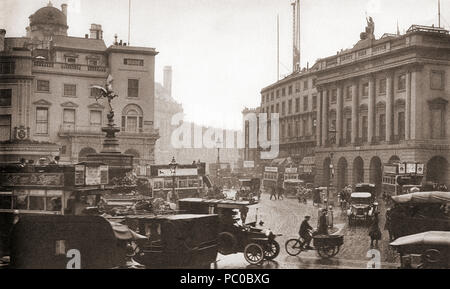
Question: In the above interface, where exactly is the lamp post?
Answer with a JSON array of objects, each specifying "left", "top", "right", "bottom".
[{"left": 169, "top": 156, "right": 178, "bottom": 202}]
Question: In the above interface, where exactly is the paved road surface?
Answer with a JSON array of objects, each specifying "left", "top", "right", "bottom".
[{"left": 215, "top": 193, "right": 399, "bottom": 269}]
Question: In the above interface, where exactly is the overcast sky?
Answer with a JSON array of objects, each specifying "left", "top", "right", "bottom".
[{"left": 1, "top": 0, "right": 448, "bottom": 130}]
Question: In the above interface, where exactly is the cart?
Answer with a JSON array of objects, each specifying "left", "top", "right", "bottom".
[
  {"left": 178, "top": 198, "right": 281, "bottom": 265},
  {"left": 285, "top": 234, "right": 344, "bottom": 258}
]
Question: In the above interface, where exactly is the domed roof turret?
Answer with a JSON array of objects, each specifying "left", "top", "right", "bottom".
[{"left": 29, "top": 3, "right": 67, "bottom": 28}]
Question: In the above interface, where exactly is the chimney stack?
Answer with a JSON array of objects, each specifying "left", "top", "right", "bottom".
[
  {"left": 0, "top": 29, "right": 6, "bottom": 52},
  {"left": 89, "top": 24, "right": 103, "bottom": 40},
  {"left": 61, "top": 4, "right": 68, "bottom": 17},
  {"left": 163, "top": 66, "right": 172, "bottom": 98}
]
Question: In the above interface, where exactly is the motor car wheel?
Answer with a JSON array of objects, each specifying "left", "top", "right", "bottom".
[
  {"left": 244, "top": 243, "right": 264, "bottom": 265},
  {"left": 218, "top": 232, "right": 237, "bottom": 255},
  {"left": 263, "top": 240, "right": 280, "bottom": 260},
  {"left": 285, "top": 239, "right": 303, "bottom": 256},
  {"left": 422, "top": 249, "right": 441, "bottom": 264}
]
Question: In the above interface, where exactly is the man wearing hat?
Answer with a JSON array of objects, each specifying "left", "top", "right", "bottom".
[{"left": 299, "top": 215, "right": 314, "bottom": 250}]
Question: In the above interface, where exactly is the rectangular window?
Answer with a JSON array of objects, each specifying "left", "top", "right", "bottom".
[
  {"left": 303, "top": 96, "right": 308, "bottom": 112},
  {"left": 430, "top": 109, "right": 445, "bottom": 139},
  {"left": 281, "top": 102, "right": 285, "bottom": 115},
  {"left": 276, "top": 103, "right": 279, "bottom": 113},
  {"left": 37, "top": 80, "right": 50, "bottom": 92},
  {"left": 288, "top": 99, "right": 292, "bottom": 114},
  {"left": 0, "top": 89, "right": 12, "bottom": 107},
  {"left": 362, "top": 83, "right": 369, "bottom": 97},
  {"left": 303, "top": 80, "right": 309, "bottom": 90},
  {"left": 398, "top": 74, "right": 406, "bottom": 90},
  {"left": 295, "top": 82, "right": 300, "bottom": 92},
  {"left": 312, "top": 95, "right": 317, "bottom": 109},
  {"left": 346, "top": 118, "right": 352, "bottom": 143},
  {"left": 288, "top": 85, "right": 293, "bottom": 95},
  {"left": 398, "top": 111, "right": 405, "bottom": 140},
  {"left": 312, "top": 79, "right": 317, "bottom": 87},
  {"left": 271, "top": 92, "right": 274, "bottom": 101},
  {"left": 0, "top": 115, "right": 11, "bottom": 141},
  {"left": 379, "top": 114, "right": 386, "bottom": 140},
  {"left": 302, "top": 119, "right": 307, "bottom": 136},
  {"left": 295, "top": 98, "right": 300, "bottom": 113},
  {"left": 128, "top": 79, "right": 139, "bottom": 98},
  {"left": 90, "top": 87, "right": 102, "bottom": 98},
  {"left": 431, "top": 71, "right": 445, "bottom": 90},
  {"left": 346, "top": 86, "right": 352, "bottom": 100},
  {"left": 63, "top": 109, "right": 75, "bottom": 130},
  {"left": 87, "top": 59, "right": 98, "bottom": 66},
  {"left": 282, "top": 88, "right": 286, "bottom": 97},
  {"left": 0, "top": 62, "right": 15, "bottom": 74},
  {"left": 362, "top": 116, "right": 368, "bottom": 142},
  {"left": 64, "top": 84, "right": 76, "bottom": 97},
  {"left": 36, "top": 107, "right": 48, "bottom": 134},
  {"left": 271, "top": 105, "right": 274, "bottom": 114},
  {"left": 90, "top": 110, "right": 102, "bottom": 126},
  {"left": 379, "top": 78, "right": 386, "bottom": 94},
  {"left": 65, "top": 57, "right": 76, "bottom": 63},
  {"left": 331, "top": 89, "right": 337, "bottom": 103},
  {"left": 124, "top": 58, "right": 144, "bottom": 66}
]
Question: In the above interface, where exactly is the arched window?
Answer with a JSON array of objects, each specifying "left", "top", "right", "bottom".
[{"left": 121, "top": 104, "right": 143, "bottom": 133}]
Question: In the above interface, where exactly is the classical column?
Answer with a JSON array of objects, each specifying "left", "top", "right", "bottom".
[
  {"left": 368, "top": 75, "right": 376, "bottom": 143},
  {"left": 410, "top": 69, "right": 418, "bottom": 140},
  {"left": 322, "top": 89, "right": 329, "bottom": 146},
  {"left": 317, "top": 90, "right": 323, "bottom": 146},
  {"left": 351, "top": 80, "right": 359, "bottom": 144},
  {"left": 405, "top": 70, "right": 411, "bottom": 140},
  {"left": 385, "top": 71, "right": 394, "bottom": 142},
  {"left": 336, "top": 84, "right": 343, "bottom": 146}
]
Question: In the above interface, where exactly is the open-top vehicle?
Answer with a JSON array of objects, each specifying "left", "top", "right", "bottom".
[
  {"left": 388, "top": 191, "right": 450, "bottom": 239},
  {"left": 347, "top": 192, "right": 377, "bottom": 225},
  {"left": 178, "top": 198, "right": 281, "bottom": 265},
  {"left": 390, "top": 231, "right": 450, "bottom": 269},
  {"left": 236, "top": 178, "right": 261, "bottom": 202}
]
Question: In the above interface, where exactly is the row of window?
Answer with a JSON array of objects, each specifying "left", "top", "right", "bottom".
[
  {"left": 261, "top": 95, "right": 318, "bottom": 116},
  {"left": 261, "top": 78, "right": 317, "bottom": 103},
  {"left": 279, "top": 118, "right": 316, "bottom": 139},
  {"left": 33, "top": 107, "right": 143, "bottom": 135},
  {"left": 35, "top": 79, "right": 140, "bottom": 98},
  {"left": 63, "top": 56, "right": 144, "bottom": 67},
  {"left": 262, "top": 71, "right": 445, "bottom": 105}
]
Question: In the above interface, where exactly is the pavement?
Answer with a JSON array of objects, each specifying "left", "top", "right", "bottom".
[{"left": 215, "top": 193, "right": 399, "bottom": 269}]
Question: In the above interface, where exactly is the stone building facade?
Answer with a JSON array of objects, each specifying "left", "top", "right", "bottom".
[
  {"left": 0, "top": 3, "right": 159, "bottom": 164},
  {"left": 254, "top": 24, "right": 450, "bottom": 189}
]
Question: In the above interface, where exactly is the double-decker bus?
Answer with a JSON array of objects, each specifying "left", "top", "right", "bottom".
[
  {"left": 138, "top": 163, "right": 209, "bottom": 199},
  {"left": 262, "top": 166, "right": 280, "bottom": 189},
  {"left": 382, "top": 162, "right": 425, "bottom": 196}
]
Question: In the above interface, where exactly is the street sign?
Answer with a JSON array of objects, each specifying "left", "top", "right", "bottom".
[
  {"left": 265, "top": 166, "right": 278, "bottom": 172},
  {"left": 243, "top": 161, "right": 254, "bottom": 168},
  {"left": 157, "top": 168, "right": 198, "bottom": 177},
  {"left": 285, "top": 167, "right": 297, "bottom": 174}
]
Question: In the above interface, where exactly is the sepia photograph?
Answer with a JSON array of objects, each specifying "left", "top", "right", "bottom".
[{"left": 0, "top": 0, "right": 449, "bottom": 277}]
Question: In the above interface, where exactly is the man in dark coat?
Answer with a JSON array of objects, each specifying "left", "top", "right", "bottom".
[
  {"left": 317, "top": 209, "right": 328, "bottom": 235},
  {"left": 369, "top": 212, "right": 382, "bottom": 247},
  {"left": 299, "top": 216, "right": 314, "bottom": 250},
  {"left": 270, "top": 186, "right": 277, "bottom": 200}
]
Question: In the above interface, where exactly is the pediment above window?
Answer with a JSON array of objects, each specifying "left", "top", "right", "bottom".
[
  {"left": 88, "top": 103, "right": 105, "bottom": 109},
  {"left": 428, "top": 97, "right": 448, "bottom": 110},
  {"left": 32, "top": 99, "right": 52, "bottom": 106},
  {"left": 61, "top": 101, "right": 79, "bottom": 108}
]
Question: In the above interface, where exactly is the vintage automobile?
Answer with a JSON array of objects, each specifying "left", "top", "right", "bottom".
[
  {"left": 178, "top": 198, "right": 281, "bottom": 265},
  {"left": 121, "top": 213, "right": 219, "bottom": 269},
  {"left": 236, "top": 178, "right": 261, "bottom": 202},
  {"left": 347, "top": 192, "right": 377, "bottom": 225},
  {"left": 390, "top": 231, "right": 450, "bottom": 269},
  {"left": 388, "top": 191, "right": 450, "bottom": 239},
  {"left": 283, "top": 179, "right": 304, "bottom": 198},
  {"left": 354, "top": 183, "right": 376, "bottom": 195},
  {"left": 8, "top": 214, "right": 139, "bottom": 269}
]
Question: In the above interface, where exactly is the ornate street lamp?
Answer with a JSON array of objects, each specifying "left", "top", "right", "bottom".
[{"left": 169, "top": 156, "right": 178, "bottom": 202}]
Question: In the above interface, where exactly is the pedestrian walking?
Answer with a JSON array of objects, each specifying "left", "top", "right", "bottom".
[
  {"left": 369, "top": 212, "right": 382, "bottom": 247},
  {"left": 384, "top": 208, "right": 394, "bottom": 241},
  {"left": 277, "top": 186, "right": 284, "bottom": 200},
  {"left": 270, "top": 186, "right": 277, "bottom": 200}
]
